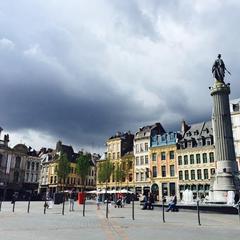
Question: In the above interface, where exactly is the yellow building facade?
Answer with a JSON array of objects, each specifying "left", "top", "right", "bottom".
[{"left": 96, "top": 132, "right": 135, "bottom": 191}]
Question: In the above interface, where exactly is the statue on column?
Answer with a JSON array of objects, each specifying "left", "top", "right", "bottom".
[{"left": 212, "top": 54, "right": 231, "bottom": 83}]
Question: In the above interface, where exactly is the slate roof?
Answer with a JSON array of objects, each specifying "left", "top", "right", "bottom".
[{"left": 135, "top": 122, "right": 165, "bottom": 139}]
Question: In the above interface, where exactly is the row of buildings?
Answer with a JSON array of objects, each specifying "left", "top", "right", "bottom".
[
  {"left": 0, "top": 129, "right": 99, "bottom": 200},
  {"left": 1, "top": 98, "right": 240, "bottom": 201},
  {"left": 96, "top": 99, "right": 240, "bottom": 200}
]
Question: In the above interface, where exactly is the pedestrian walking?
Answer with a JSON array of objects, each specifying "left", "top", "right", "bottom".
[
  {"left": 96, "top": 193, "right": 101, "bottom": 210},
  {"left": 69, "top": 188, "right": 76, "bottom": 212}
]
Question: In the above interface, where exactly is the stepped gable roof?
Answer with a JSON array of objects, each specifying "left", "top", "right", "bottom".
[
  {"left": 135, "top": 122, "right": 165, "bottom": 138},
  {"left": 181, "top": 121, "right": 212, "bottom": 141}
]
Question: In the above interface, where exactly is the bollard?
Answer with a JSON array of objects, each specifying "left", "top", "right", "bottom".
[
  {"left": 162, "top": 198, "right": 165, "bottom": 223},
  {"left": 62, "top": 196, "right": 65, "bottom": 216},
  {"left": 12, "top": 201, "right": 15, "bottom": 212},
  {"left": 106, "top": 195, "right": 109, "bottom": 219},
  {"left": 238, "top": 202, "right": 240, "bottom": 223},
  {"left": 27, "top": 198, "right": 31, "bottom": 213},
  {"left": 44, "top": 200, "right": 47, "bottom": 214},
  {"left": 197, "top": 200, "right": 201, "bottom": 226},
  {"left": 132, "top": 194, "right": 135, "bottom": 220}
]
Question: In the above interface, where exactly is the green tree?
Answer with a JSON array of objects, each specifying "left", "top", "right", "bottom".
[
  {"left": 114, "top": 163, "right": 126, "bottom": 189},
  {"left": 76, "top": 153, "right": 91, "bottom": 217},
  {"left": 56, "top": 152, "right": 71, "bottom": 190},
  {"left": 56, "top": 152, "right": 70, "bottom": 215},
  {"left": 97, "top": 159, "right": 114, "bottom": 218}
]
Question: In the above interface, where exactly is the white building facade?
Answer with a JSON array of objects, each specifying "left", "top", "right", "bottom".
[{"left": 230, "top": 98, "right": 240, "bottom": 170}]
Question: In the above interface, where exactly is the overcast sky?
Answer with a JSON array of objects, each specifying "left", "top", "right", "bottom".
[{"left": 1, "top": 0, "right": 240, "bottom": 153}]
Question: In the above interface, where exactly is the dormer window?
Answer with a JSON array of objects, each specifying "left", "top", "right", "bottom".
[
  {"left": 194, "top": 130, "right": 199, "bottom": 135},
  {"left": 187, "top": 141, "right": 192, "bottom": 148}
]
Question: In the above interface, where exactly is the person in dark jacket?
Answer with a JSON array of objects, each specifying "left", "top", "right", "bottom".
[{"left": 69, "top": 188, "right": 76, "bottom": 211}]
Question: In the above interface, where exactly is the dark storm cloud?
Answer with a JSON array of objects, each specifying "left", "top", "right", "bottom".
[{"left": 1, "top": 0, "right": 240, "bottom": 150}]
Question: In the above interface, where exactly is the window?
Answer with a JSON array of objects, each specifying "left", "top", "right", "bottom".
[
  {"left": 112, "top": 153, "right": 115, "bottom": 160},
  {"left": 197, "top": 169, "right": 202, "bottom": 179},
  {"left": 136, "top": 173, "right": 140, "bottom": 181},
  {"left": 27, "top": 161, "right": 30, "bottom": 170},
  {"left": 140, "top": 172, "right": 144, "bottom": 181},
  {"left": 26, "top": 173, "right": 29, "bottom": 182},
  {"left": 140, "top": 143, "right": 144, "bottom": 152},
  {"left": 50, "top": 176, "right": 53, "bottom": 184},
  {"left": 169, "top": 151, "right": 174, "bottom": 159},
  {"left": 179, "top": 171, "right": 183, "bottom": 180},
  {"left": 0, "top": 154, "right": 2, "bottom": 167},
  {"left": 145, "top": 155, "right": 148, "bottom": 164},
  {"left": 36, "top": 163, "right": 39, "bottom": 171},
  {"left": 129, "top": 173, "right": 133, "bottom": 182},
  {"left": 117, "top": 152, "right": 120, "bottom": 158},
  {"left": 161, "top": 166, "right": 166, "bottom": 177},
  {"left": 232, "top": 103, "right": 239, "bottom": 112},
  {"left": 209, "top": 152, "right": 214, "bottom": 163},
  {"left": 178, "top": 156, "right": 182, "bottom": 165},
  {"left": 54, "top": 176, "right": 57, "bottom": 183},
  {"left": 13, "top": 171, "right": 19, "bottom": 182},
  {"left": 140, "top": 156, "right": 144, "bottom": 165},
  {"left": 190, "top": 154, "right": 194, "bottom": 164},
  {"left": 191, "top": 170, "right": 195, "bottom": 180},
  {"left": 202, "top": 153, "right": 207, "bottom": 163},
  {"left": 135, "top": 144, "right": 139, "bottom": 153},
  {"left": 153, "top": 166, "right": 157, "bottom": 177},
  {"left": 187, "top": 141, "right": 192, "bottom": 148},
  {"left": 204, "top": 169, "right": 209, "bottom": 179},
  {"left": 161, "top": 152, "right": 166, "bottom": 160},
  {"left": 210, "top": 168, "right": 215, "bottom": 175},
  {"left": 206, "top": 138, "right": 212, "bottom": 145},
  {"left": 152, "top": 153, "right": 157, "bottom": 161},
  {"left": 184, "top": 155, "right": 188, "bottom": 165},
  {"left": 196, "top": 154, "right": 201, "bottom": 164},
  {"left": 136, "top": 157, "right": 139, "bottom": 166},
  {"left": 185, "top": 170, "right": 189, "bottom": 180},
  {"left": 35, "top": 174, "right": 38, "bottom": 182},
  {"left": 170, "top": 165, "right": 175, "bottom": 176},
  {"left": 15, "top": 156, "right": 21, "bottom": 168},
  {"left": 145, "top": 143, "right": 148, "bottom": 151}
]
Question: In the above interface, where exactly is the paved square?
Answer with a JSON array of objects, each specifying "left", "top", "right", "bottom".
[{"left": 0, "top": 201, "right": 239, "bottom": 240}]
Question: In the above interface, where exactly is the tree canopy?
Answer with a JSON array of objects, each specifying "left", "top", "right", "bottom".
[
  {"left": 56, "top": 152, "right": 71, "bottom": 182},
  {"left": 98, "top": 159, "right": 114, "bottom": 183},
  {"left": 76, "top": 153, "right": 91, "bottom": 185}
]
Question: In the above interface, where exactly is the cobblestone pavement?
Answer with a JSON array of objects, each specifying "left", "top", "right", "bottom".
[{"left": 0, "top": 201, "right": 239, "bottom": 240}]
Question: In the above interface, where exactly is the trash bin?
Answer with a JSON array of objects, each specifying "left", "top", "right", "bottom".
[
  {"left": 53, "top": 192, "right": 64, "bottom": 204},
  {"left": 78, "top": 192, "right": 85, "bottom": 204}
]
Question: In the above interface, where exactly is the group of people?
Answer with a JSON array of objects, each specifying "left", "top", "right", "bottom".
[
  {"left": 142, "top": 192, "right": 155, "bottom": 210},
  {"left": 142, "top": 192, "right": 178, "bottom": 212}
]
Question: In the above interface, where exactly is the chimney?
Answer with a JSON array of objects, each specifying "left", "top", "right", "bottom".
[
  {"left": 181, "top": 120, "right": 190, "bottom": 134},
  {"left": 4, "top": 134, "right": 9, "bottom": 146}
]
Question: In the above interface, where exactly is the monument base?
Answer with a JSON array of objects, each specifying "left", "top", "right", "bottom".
[{"left": 210, "top": 173, "right": 236, "bottom": 203}]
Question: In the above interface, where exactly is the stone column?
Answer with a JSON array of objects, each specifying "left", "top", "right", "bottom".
[{"left": 210, "top": 80, "right": 238, "bottom": 202}]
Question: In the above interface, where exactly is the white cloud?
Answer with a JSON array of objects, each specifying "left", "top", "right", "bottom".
[{"left": 0, "top": 38, "right": 15, "bottom": 50}]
